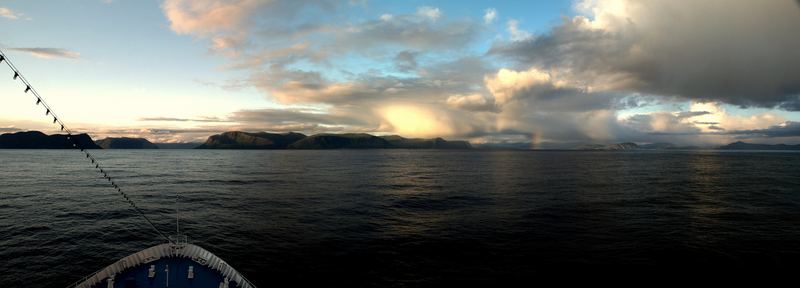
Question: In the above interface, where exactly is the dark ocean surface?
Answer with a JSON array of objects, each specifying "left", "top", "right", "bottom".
[{"left": 1, "top": 150, "right": 799, "bottom": 287}]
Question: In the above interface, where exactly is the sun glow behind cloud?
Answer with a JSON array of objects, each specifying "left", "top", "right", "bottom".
[{"left": 380, "top": 105, "right": 454, "bottom": 138}]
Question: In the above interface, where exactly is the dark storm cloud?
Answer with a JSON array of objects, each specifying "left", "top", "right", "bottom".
[
  {"left": 490, "top": 0, "right": 800, "bottom": 110},
  {"left": 724, "top": 121, "right": 800, "bottom": 138},
  {"left": 778, "top": 96, "right": 800, "bottom": 111},
  {"left": 632, "top": 121, "right": 800, "bottom": 139},
  {"left": 676, "top": 111, "right": 711, "bottom": 119}
]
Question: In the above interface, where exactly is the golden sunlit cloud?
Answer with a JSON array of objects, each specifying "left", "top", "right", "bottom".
[
  {"left": 379, "top": 105, "right": 454, "bottom": 138},
  {"left": 485, "top": 67, "right": 553, "bottom": 105},
  {"left": 689, "top": 101, "right": 783, "bottom": 132}
]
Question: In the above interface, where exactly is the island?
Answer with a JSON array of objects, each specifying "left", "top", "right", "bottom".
[
  {"left": 576, "top": 141, "right": 799, "bottom": 151},
  {"left": 0, "top": 131, "right": 101, "bottom": 149},
  {"left": 196, "top": 131, "right": 472, "bottom": 149},
  {"left": 717, "top": 141, "right": 800, "bottom": 150},
  {"left": 195, "top": 131, "right": 307, "bottom": 149}
]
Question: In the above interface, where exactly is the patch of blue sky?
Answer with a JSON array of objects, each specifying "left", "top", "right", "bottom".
[{"left": 725, "top": 105, "right": 800, "bottom": 121}]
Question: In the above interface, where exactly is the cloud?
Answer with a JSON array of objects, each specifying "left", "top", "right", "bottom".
[
  {"left": 616, "top": 101, "right": 788, "bottom": 145},
  {"left": 4, "top": 106, "right": 368, "bottom": 143},
  {"left": 10, "top": 48, "right": 80, "bottom": 59},
  {"left": 90, "top": 127, "right": 226, "bottom": 143},
  {"left": 484, "top": 67, "right": 557, "bottom": 105},
  {"left": 131, "top": 107, "right": 373, "bottom": 142},
  {"left": 0, "top": 127, "right": 22, "bottom": 133},
  {"left": 778, "top": 96, "right": 800, "bottom": 111},
  {"left": 393, "top": 50, "right": 418, "bottom": 72},
  {"left": 724, "top": 121, "right": 800, "bottom": 138},
  {"left": 138, "top": 116, "right": 230, "bottom": 122},
  {"left": 250, "top": 55, "right": 489, "bottom": 105},
  {"left": 416, "top": 6, "right": 441, "bottom": 21},
  {"left": 379, "top": 105, "right": 457, "bottom": 138},
  {"left": 631, "top": 121, "right": 800, "bottom": 145},
  {"left": 687, "top": 102, "right": 783, "bottom": 132},
  {"left": 506, "top": 19, "right": 532, "bottom": 41},
  {"left": 250, "top": 68, "right": 371, "bottom": 104},
  {"left": 0, "top": 7, "right": 23, "bottom": 20},
  {"left": 490, "top": 0, "right": 800, "bottom": 110},
  {"left": 174, "top": 2, "right": 478, "bottom": 71},
  {"left": 331, "top": 13, "right": 476, "bottom": 53},
  {"left": 157, "top": 0, "right": 800, "bottom": 145},
  {"left": 484, "top": 8, "right": 497, "bottom": 24},
  {"left": 227, "top": 108, "right": 368, "bottom": 128},
  {"left": 161, "top": 0, "right": 263, "bottom": 35},
  {"left": 622, "top": 112, "right": 703, "bottom": 135},
  {"left": 676, "top": 111, "right": 711, "bottom": 119},
  {"left": 446, "top": 93, "right": 496, "bottom": 112}
]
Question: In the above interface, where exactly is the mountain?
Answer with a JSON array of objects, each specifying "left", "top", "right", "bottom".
[
  {"left": 95, "top": 137, "right": 158, "bottom": 149},
  {"left": 155, "top": 143, "right": 202, "bottom": 149},
  {"left": 638, "top": 142, "right": 676, "bottom": 150},
  {"left": 576, "top": 142, "right": 705, "bottom": 150},
  {"left": 380, "top": 135, "right": 472, "bottom": 149},
  {"left": 717, "top": 141, "right": 800, "bottom": 150},
  {"left": 473, "top": 142, "right": 533, "bottom": 150},
  {"left": 578, "top": 142, "right": 639, "bottom": 150},
  {"left": 0, "top": 131, "right": 101, "bottom": 149},
  {"left": 638, "top": 143, "right": 702, "bottom": 150},
  {"left": 196, "top": 131, "right": 473, "bottom": 149},
  {"left": 196, "top": 131, "right": 307, "bottom": 149},
  {"left": 288, "top": 133, "right": 391, "bottom": 149}
]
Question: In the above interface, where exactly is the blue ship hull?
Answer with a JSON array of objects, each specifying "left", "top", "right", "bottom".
[{"left": 71, "top": 243, "right": 255, "bottom": 288}]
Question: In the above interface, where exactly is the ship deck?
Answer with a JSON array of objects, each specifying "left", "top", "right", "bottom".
[{"left": 71, "top": 243, "right": 255, "bottom": 288}]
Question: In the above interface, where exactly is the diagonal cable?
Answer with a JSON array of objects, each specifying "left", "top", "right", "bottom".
[{"left": 0, "top": 49, "right": 174, "bottom": 244}]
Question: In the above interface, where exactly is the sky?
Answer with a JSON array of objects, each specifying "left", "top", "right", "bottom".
[{"left": 1, "top": 0, "right": 799, "bottom": 147}]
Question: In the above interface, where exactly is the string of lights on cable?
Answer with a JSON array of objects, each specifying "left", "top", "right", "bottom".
[{"left": 0, "top": 49, "right": 174, "bottom": 244}]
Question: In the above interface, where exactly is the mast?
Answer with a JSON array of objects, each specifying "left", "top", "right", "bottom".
[{"left": 176, "top": 190, "right": 180, "bottom": 239}]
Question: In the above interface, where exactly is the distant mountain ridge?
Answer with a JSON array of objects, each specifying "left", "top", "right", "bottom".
[
  {"left": 196, "top": 131, "right": 472, "bottom": 149},
  {"left": 380, "top": 135, "right": 472, "bottom": 149},
  {"left": 288, "top": 133, "right": 390, "bottom": 149},
  {"left": 717, "top": 141, "right": 800, "bottom": 150},
  {"left": 577, "top": 141, "right": 800, "bottom": 151},
  {"left": 155, "top": 143, "right": 202, "bottom": 149},
  {"left": 9, "top": 130, "right": 795, "bottom": 151},
  {"left": 96, "top": 137, "right": 158, "bottom": 149},
  {"left": 0, "top": 131, "right": 100, "bottom": 149},
  {"left": 577, "top": 142, "right": 639, "bottom": 151},
  {"left": 0, "top": 130, "right": 472, "bottom": 150},
  {"left": 196, "top": 131, "right": 307, "bottom": 149}
]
